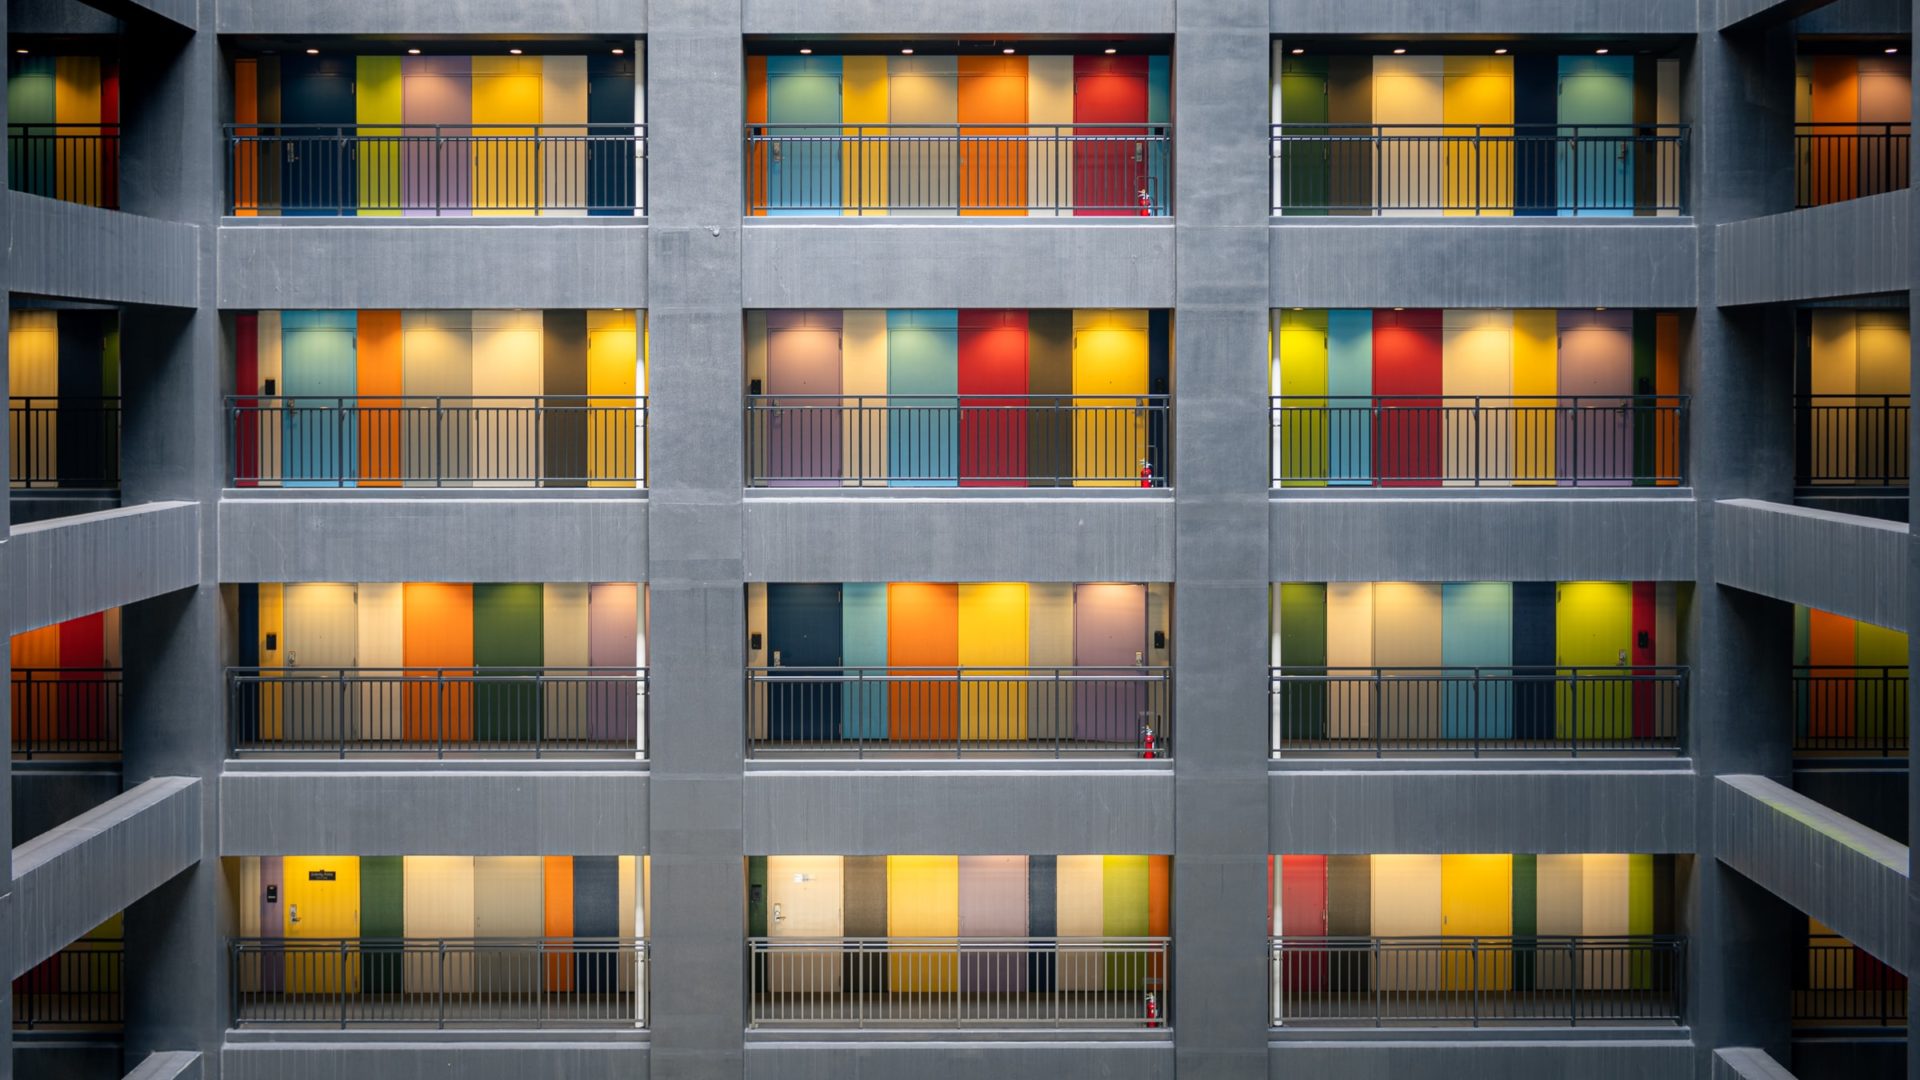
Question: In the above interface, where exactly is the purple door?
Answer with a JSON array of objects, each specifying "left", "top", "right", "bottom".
[
  {"left": 766, "top": 311, "right": 843, "bottom": 487},
  {"left": 588, "top": 583, "right": 639, "bottom": 744},
  {"left": 401, "top": 56, "right": 471, "bottom": 216},
  {"left": 1074, "top": 583, "right": 1146, "bottom": 745},
  {"left": 1558, "top": 310, "right": 1633, "bottom": 486},
  {"left": 960, "top": 856, "right": 1029, "bottom": 992}
]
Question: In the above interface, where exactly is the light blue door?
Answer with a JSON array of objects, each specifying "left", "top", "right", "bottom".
[
  {"left": 767, "top": 56, "right": 841, "bottom": 216},
  {"left": 887, "top": 310, "right": 959, "bottom": 486},
  {"left": 280, "top": 311, "right": 357, "bottom": 486}
]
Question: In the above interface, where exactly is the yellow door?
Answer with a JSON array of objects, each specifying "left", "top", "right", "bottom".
[
  {"left": 887, "top": 855, "right": 960, "bottom": 992},
  {"left": 958, "top": 583, "right": 1029, "bottom": 742},
  {"left": 1440, "top": 854, "right": 1512, "bottom": 990},
  {"left": 283, "top": 856, "right": 361, "bottom": 994},
  {"left": 1071, "top": 310, "right": 1150, "bottom": 486}
]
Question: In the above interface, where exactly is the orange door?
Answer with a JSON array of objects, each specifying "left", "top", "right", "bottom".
[
  {"left": 403, "top": 583, "right": 474, "bottom": 742},
  {"left": 887, "top": 583, "right": 958, "bottom": 742},
  {"left": 958, "top": 56, "right": 1027, "bottom": 216}
]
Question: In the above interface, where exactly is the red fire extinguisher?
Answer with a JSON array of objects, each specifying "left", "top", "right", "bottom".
[
  {"left": 1141, "top": 722, "right": 1156, "bottom": 759},
  {"left": 1139, "top": 459, "right": 1152, "bottom": 488},
  {"left": 1137, "top": 186, "right": 1153, "bottom": 216},
  {"left": 1145, "top": 990, "right": 1160, "bottom": 1027}
]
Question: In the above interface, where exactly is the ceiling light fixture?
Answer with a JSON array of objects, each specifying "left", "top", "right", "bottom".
[
  {"left": 1105, "top": 47, "right": 1118, "bottom": 55},
  {"left": 305, "top": 47, "right": 320, "bottom": 55},
  {"left": 1392, "top": 47, "right": 1407, "bottom": 55},
  {"left": 1003, "top": 48, "right": 1016, "bottom": 55},
  {"left": 1291, "top": 48, "right": 1305, "bottom": 55},
  {"left": 611, "top": 47, "right": 625, "bottom": 55},
  {"left": 407, "top": 48, "right": 421, "bottom": 55},
  {"left": 901, "top": 47, "right": 914, "bottom": 55},
  {"left": 1494, "top": 48, "right": 1508, "bottom": 55},
  {"left": 799, "top": 47, "right": 812, "bottom": 54},
  {"left": 1887, "top": 47, "right": 1900, "bottom": 54},
  {"left": 1595, "top": 47, "right": 1609, "bottom": 54},
  {"left": 509, "top": 48, "right": 523, "bottom": 55}
]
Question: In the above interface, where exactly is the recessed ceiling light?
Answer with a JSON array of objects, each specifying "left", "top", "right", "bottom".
[
  {"left": 1392, "top": 48, "right": 1407, "bottom": 55},
  {"left": 407, "top": 48, "right": 421, "bottom": 55},
  {"left": 13, "top": 48, "right": 25, "bottom": 55},
  {"left": 1887, "top": 47, "right": 1900, "bottom": 54},
  {"left": 1104, "top": 47, "right": 1118, "bottom": 54},
  {"left": 1393, "top": 307, "right": 1405, "bottom": 311},
  {"left": 1595, "top": 306, "right": 1608, "bottom": 312},
  {"left": 1494, "top": 48, "right": 1508, "bottom": 55},
  {"left": 901, "top": 48, "right": 914, "bottom": 55},
  {"left": 799, "top": 47, "right": 812, "bottom": 54},
  {"left": 509, "top": 48, "right": 523, "bottom": 55},
  {"left": 1595, "top": 47, "right": 1609, "bottom": 54},
  {"left": 305, "top": 48, "right": 320, "bottom": 55},
  {"left": 1003, "top": 48, "right": 1015, "bottom": 55},
  {"left": 1291, "top": 48, "right": 1305, "bottom": 55},
  {"left": 611, "top": 47, "right": 625, "bottom": 55}
]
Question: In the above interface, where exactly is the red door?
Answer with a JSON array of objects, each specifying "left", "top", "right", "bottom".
[
  {"left": 958, "top": 310, "right": 1029, "bottom": 486},
  {"left": 1631, "top": 582, "right": 1656, "bottom": 740},
  {"left": 1372, "top": 310, "right": 1443, "bottom": 486},
  {"left": 1073, "top": 56, "right": 1148, "bottom": 216}
]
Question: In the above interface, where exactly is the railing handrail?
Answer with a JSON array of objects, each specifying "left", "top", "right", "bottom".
[
  {"left": 1273, "top": 933, "right": 1683, "bottom": 945},
  {"left": 752, "top": 935, "right": 1169, "bottom": 946},
  {"left": 1272, "top": 664, "right": 1687, "bottom": 675},
  {"left": 10, "top": 395, "right": 121, "bottom": 406},
  {"left": 233, "top": 935, "right": 644, "bottom": 947},
  {"left": 12, "top": 666, "right": 122, "bottom": 677},
  {"left": 225, "top": 122, "right": 647, "bottom": 134},
  {"left": 1795, "top": 664, "right": 1908, "bottom": 675},
  {"left": 7, "top": 122, "right": 121, "bottom": 132},
  {"left": 749, "top": 393, "right": 1170, "bottom": 402},
  {"left": 1797, "top": 393, "right": 1912, "bottom": 403},
  {"left": 1271, "top": 122, "right": 1689, "bottom": 135},
  {"left": 227, "top": 394, "right": 648, "bottom": 405},
  {"left": 1271, "top": 393, "right": 1687, "bottom": 405},
  {"left": 229, "top": 665, "right": 645, "bottom": 678},
  {"left": 751, "top": 664, "right": 1169, "bottom": 673},
  {"left": 1795, "top": 121, "right": 1913, "bottom": 132},
  {"left": 750, "top": 122, "right": 1170, "bottom": 133}
]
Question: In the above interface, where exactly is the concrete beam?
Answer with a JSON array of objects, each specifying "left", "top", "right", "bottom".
[
  {"left": 8, "top": 193, "right": 199, "bottom": 308},
  {"left": 1713, "top": 499, "right": 1908, "bottom": 632},
  {"left": 12, "top": 777, "right": 200, "bottom": 975},
  {"left": 218, "top": 496, "right": 647, "bottom": 584},
  {"left": 9, "top": 502, "right": 200, "bottom": 635},
  {"left": 1270, "top": 768, "right": 1698, "bottom": 854},
  {"left": 1269, "top": 222, "right": 1697, "bottom": 310},
  {"left": 1713, "top": 1047, "right": 1799, "bottom": 1080},
  {"left": 1720, "top": 0, "right": 1841, "bottom": 30},
  {"left": 1715, "top": 775, "right": 1909, "bottom": 972},
  {"left": 219, "top": 770, "right": 648, "bottom": 856},
  {"left": 744, "top": 495, "right": 1174, "bottom": 583},
  {"left": 217, "top": 224, "right": 649, "bottom": 311},
  {"left": 1717, "top": 193, "right": 1910, "bottom": 306},
  {"left": 1269, "top": 1041, "right": 1694, "bottom": 1079},
  {"left": 72, "top": 0, "right": 192, "bottom": 30},
  {"left": 1270, "top": 496, "right": 1697, "bottom": 583},
  {"left": 1268, "top": 0, "right": 1694, "bottom": 33},
  {"left": 214, "top": 0, "right": 642, "bottom": 34},
  {"left": 744, "top": 1042, "right": 1173, "bottom": 1080},
  {"left": 124, "top": 1051, "right": 203, "bottom": 1080},
  {"left": 742, "top": 225, "right": 1177, "bottom": 311},
  {"left": 744, "top": 769, "right": 1175, "bottom": 854},
  {"left": 743, "top": 0, "right": 1172, "bottom": 33},
  {"left": 222, "top": 1041, "right": 648, "bottom": 1080}
]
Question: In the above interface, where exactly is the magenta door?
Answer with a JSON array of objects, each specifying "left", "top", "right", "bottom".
[
  {"left": 766, "top": 310, "right": 843, "bottom": 487},
  {"left": 1073, "top": 583, "right": 1146, "bottom": 745}
]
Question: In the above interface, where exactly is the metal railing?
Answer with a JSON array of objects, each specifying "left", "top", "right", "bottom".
[
  {"left": 1797, "top": 395, "right": 1910, "bottom": 487},
  {"left": 227, "top": 396, "right": 647, "bottom": 487},
  {"left": 1796, "top": 123, "right": 1911, "bottom": 208},
  {"left": 1271, "top": 666, "right": 1688, "bottom": 756},
  {"left": 13, "top": 939, "right": 123, "bottom": 1029},
  {"left": 224, "top": 123, "right": 646, "bottom": 215},
  {"left": 8, "top": 123, "right": 119, "bottom": 209},
  {"left": 230, "top": 937, "right": 648, "bottom": 1027},
  {"left": 11, "top": 397, "right": 121, "bottom": 490},
  {"left": 13, "top": 668, "right": 122, "bottom": 758},
  {"left": 746, "top": 666, "right": 1172, "bottom": 758},
  {"left": 747, "top": 937, "right": 1170, "bottom": 1028},
  {"left": 1796, "top": 936, "right": 1907, "bottom": 1027},
  {"left": 1793, "top": 666, "right": 1909, "bottom": 757},
  {"left": 745, "top": 123, "right": 1172, "bottom": 215},
  {"left": 1270, "top": 936, "right": 1685, "bottom": 1026},
  {"left": 228, "top": 667, "right": 647, "bottom": 758},
  {"left": 745, "top": 395, "right": 1171, "bottom": 486},
  {"left": 1271, "top": 123, "right": 1689, "bottom": 215},
  {"left": 1271, "top": 395, "right": 1688, "bottom": 486}
]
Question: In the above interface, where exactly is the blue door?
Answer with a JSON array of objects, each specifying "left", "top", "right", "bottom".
[
  {"left": 281, "top": 54, "right": 358, "bottom": 216},
  {"left": 587, "top": 55, "right": 636, "bottom": 215},
  {"left": 1557, "top": 56, "right": 1635, "bottom": 216},
  {"left": 280, "top": 311, "right": 357, "bottom": 485},
  {"left": 767, "top": 584, "right": 842, "bottom": 742},
  {"left": 766, "top": 56, "right": 841, "bottom": 216}
]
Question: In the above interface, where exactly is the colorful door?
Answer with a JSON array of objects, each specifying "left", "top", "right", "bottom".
[
  {"left": 283, "top": 856, "right": 361, "bottom": 994},
  {"left": 767, "top": 584, "right": 842, "bottom": 742},
  {"left": 1556, "top": 582, "right": 1632, "bottom": 739},
  {"left": 280, "top": 54, "right": 358, "bottom": 215},
  {"left": 767, "top": 856, "right": 846, "bottom": 992},
  {"left": 958, "top": 57, "right": 1026, "bottom": 215},
  {"left": 400, "top": 56, "right": 471, "bottom": 216},
  {"left": 1557, "top": 56, "right": 1635, "bottom": 215},
  {"left": 1072, "top": 310, "right": 1150, "bottom": 487},
  {"left": 888, "top": 856, "right": 960, "bottom": 992},
  {"left": 957, "top": 310, "right": 1029, "bottom": 485},
  {"left": 473, "top": 583, "right": 543, "bottom": 743},
  {"left": 283, "top": 583, "right": 358, "bottom": 746},
  {"left": 957, "top": 583, "right": 1029, "bottom": 743},
  {"left": 1558, "top": 310, "right": 1633, "bottom": 485},
  {"left": 888, "top": 583, "right": 959, "bottom": 743},
  {"left": 1372, "top": 310, "right": 1443, "bottom": 485},
  {"left": 1072, "top": 56, "right": 1148, "bottom": 215},
  {"left": 586, "top": 55, "right": 637, "bottom": 215},
  {"left": 1440, "top": 582, "right": 1513, "bottom": 740},
  {"left": 280, "top": 311, "right": 358, "bottom": 485},
  {"left": 959, "top": 856, "right": 1028, "bottom": 991},
  {"left": 1440, "top": 854, "right": 1512, "bottom": 991},
  {"left": 841, "top": 583, "right": 889, "bottom": 739},
  {"left": 887, "top": 310, "right": 959, "bottom": 486},
  {"left": 766, "top": 56, "right": 842, "bottom": 215},
  {"left": 1074, "top": 583, "right": 1146, "bottom": 745},
  {"left": 766, "top": 311, "right": 843, "bottom": 487}
]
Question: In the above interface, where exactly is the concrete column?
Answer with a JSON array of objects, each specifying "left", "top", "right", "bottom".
[
  {"left": 644, "top": 2, "right": 747, "bottom": 1077},
  {"left": 1172, "top": 2, "right": 1273, "bottom": 1076},
  {"left": 1687, "top": 20, "right": 1802, "bottom": 1065},
  {"left": 113, "top": 20, "right": 230, "bottom": 1076},
  {"left": 1907, "top": 5, "right": 1919, "bottom": 1078}
]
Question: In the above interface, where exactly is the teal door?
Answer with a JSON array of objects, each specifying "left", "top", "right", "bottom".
[
  {"left": 887, "top": 310, "right": 959, "bottom": 486},
  {"left": 1557, "top": 57, "right": 1635, "bottom": 215},
  {"left": 280, "top": 311, "right": 357, "bottom": 486},
  {"left": 766, "top": 56, "right": 841, "bottom": 215}
]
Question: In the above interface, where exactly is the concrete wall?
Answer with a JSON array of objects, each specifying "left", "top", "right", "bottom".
[
  {"left": 217, "top": 497, "right": 648, "bottom": 584},
  {"left": 1713, "top": 500, "right": 1909, "bottom": 631},
  {"left": 1270, "top": 497, "right": 1697, "bottom": 583},
  {"left": 1269, "top": 1040, "right": 1695, "bottom": 1079},
  {"left": 8, "top": 503, "right": 201, "bottom": 634},
  {"left": 1269, "top": 223, "right": 1698, "bottom": 310},
  {"left": 216, "top": 225, "right": 650, "bottom": 311},
  {"left": 742, "top": 0, "right": 1173, "bottom": 33},
  {"left": 219, "top": 771, "right": 648, "bottom": 856},
  {"left": 744, "top": 770, "right": 1174, "bottom": 854},
  {"left": 221, "top": 1042, "right": 648, "bottom": 1080},
  {"left": 743, "top": 497, "right": 1174, "bottom": 583},
  {"left": 1717, "top": 192, "right": 1911, "bottom": 306},
  {"left": 8, "top": 194, "right": 199, "bottom": 308},
  {"left": 743, "top": 1042, "right": 1174, "bottom": 1080},
  {"left": 1268, "top": 0, "right": 1696, "bottom": 33},
  {"left": 214, "top": 0, "right": 643, "bottom": 35}
]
